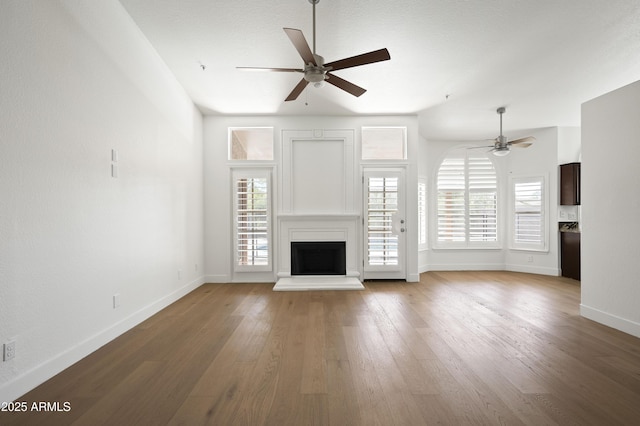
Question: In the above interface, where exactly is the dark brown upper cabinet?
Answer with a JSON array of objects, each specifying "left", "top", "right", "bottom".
[{"left": 560, "top": 162, "right": 581, "bottom": 205}]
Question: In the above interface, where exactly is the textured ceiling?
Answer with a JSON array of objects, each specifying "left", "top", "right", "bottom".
[{"left": 118, "top": 0, "right": 640, "bottom": 139}]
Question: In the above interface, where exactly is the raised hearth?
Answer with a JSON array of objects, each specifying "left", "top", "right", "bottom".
[{"left": 273, "top": 276, "right": 364, "bottom": 291}]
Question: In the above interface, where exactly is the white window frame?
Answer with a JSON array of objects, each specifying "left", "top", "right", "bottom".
[
  {"left": 510, "top": 175, "right": 548, "bottom": 252},
  {"left": 434, "top": 148, "right": 500, "bottom": 249},
  {"left": 232, "top": 168, "right": 273, "bottom": 272}
]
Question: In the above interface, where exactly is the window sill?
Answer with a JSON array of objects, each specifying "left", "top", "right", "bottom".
[
  {"left": 432, "top": 245, "right": 503, "bottom": 251},
  {"left": 509, "top": 246, "right": 549, "bottom": 253}
]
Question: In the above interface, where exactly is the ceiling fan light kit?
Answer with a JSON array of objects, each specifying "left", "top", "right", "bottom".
[
  {"left": 492, "top": 147, "right": 511, "bottom": 156},
  {"left": 237, "top": 0, "right": 390, "bottom": 102}
]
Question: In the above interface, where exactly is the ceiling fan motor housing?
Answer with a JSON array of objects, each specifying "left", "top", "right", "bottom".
[{"left": 304, "top": 67, "right": 326, "bottom": 83}]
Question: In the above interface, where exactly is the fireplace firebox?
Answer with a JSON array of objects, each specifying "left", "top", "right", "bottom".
[{"left": 291, "top": 241, "right": 346, "bottom": 276}]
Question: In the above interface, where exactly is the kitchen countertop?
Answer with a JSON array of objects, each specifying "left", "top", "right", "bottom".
[{"left": 559, "top": 222, "right": 580, "bottom": 233}]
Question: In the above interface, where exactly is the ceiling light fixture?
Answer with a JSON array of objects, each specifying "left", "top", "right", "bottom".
[{"left": 492, "top": 147, "right": 510, "bottom": 156}]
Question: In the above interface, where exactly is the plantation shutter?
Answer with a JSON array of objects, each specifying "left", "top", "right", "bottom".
[
  {"left": 366, "top": 176, "right": 399, "bottom": 266},
  {"left": 436, "top": 149, "right": 498, "bottom": 246},
  {"left": 514, "top": 179, "right": 544, "bottom": 246},
  {"left": 418, "top": 180, "right": 427, "bottom": 247},
  {"left": 234, "top": 172, "right": 271, "bottom": 270},
  {"left": 468, "top": 155, "right": 497, "bottom": 242},
  {"left": 437, "top": 155, "right": 466, "bottom": 242}
]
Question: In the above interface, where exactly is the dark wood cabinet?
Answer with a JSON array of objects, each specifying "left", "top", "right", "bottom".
[
  {"left": 560, "top": 162, "right": 581, "bottom": 205},
  {"left": 560, "top": 231, "right": 581, "bottom": 280}
]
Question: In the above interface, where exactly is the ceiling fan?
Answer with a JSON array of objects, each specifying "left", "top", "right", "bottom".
[
  {"left": 473, "top": 107, "right": 535, "bottom": 156},
  {"left": 237, "top": 0, "right": 390, "bottom": 102}
]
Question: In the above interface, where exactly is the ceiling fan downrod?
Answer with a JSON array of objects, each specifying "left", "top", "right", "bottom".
[
  {"left": 309, "top": 0, "right": 319, "bottom": 55},
  {"left": 497, "top": 107, "right": 506, "bottom": 144}
]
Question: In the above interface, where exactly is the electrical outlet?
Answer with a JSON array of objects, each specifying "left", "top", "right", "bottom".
[
  {"left": 3, "top": 340, "right": 16, "bottom": 361},
  {"left": 113, "top": 293, "right": 121, "bottom": 309},
  {"left": 527, "top": 255, "right": 534, "bottom": 263},
  {"left": 178, "top": 269, "right": 182, "bottom": 280}
]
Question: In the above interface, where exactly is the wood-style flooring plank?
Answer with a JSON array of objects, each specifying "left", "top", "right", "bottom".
[
  {"left": 3, "top": 272, "right": 640, "bottom": 426},
  {"left": 300, "top": 301, "right": 327, "bottom": 394},
  {"left": 342, "top": 325, "right": 396, "bottom": 425}
]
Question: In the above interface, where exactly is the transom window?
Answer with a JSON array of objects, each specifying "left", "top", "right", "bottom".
[
  {"left": 229, "top": 127, "right": 274, "bottom": 161},
  {"left": 361, "top": 127, "right": 406, "bottom": 160},
  {"left": 436, "top": 149, "right": 498, "bottom": 247}
]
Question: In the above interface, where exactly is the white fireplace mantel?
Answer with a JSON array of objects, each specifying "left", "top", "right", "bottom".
[
  {"left": 274, "top": 213, "right": 364, "bottom": 291},
  {"left": 277, "top": 213, "right": 360, "bottom": 221}
]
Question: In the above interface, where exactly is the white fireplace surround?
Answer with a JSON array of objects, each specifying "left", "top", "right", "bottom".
[
  {"left": 273, "top": 214, "right": 364, "bottom": 290},
  {"left": 272, "top": 129, "right": 364, "bottom": 290}
]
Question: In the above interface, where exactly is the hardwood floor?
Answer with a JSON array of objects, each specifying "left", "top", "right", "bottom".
[{"left": 3, "top": 271, "right": 640, "bottom": 425}]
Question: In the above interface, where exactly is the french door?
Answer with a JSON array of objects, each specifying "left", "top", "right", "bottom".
[{"left": 363, "top": 168, "right": 406, "bottom": 280}]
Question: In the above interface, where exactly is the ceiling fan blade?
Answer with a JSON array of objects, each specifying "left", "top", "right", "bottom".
[
  {"left": 326, "top": 73, "right": 366, "bottom": 97},
  {"left": 237, "top": 67, "right": 304, "bottom": 73},
  {"left": 285, "top": 78, "right": 309, "bottom": 101},
  {"left": 509, "top": 136, "right": 536, "bottom": 145},
  {"left": 324, "top": 48, "right": 390, "bottom": 71},
  {"left": 283, "top": 28, "right": 316, "bottom": 65},
  {"left": 511, "top": 142, "right": 533, "bottom": 148},
  {"left": 467, "top": 145, "right": 494, "bottom": 149}
]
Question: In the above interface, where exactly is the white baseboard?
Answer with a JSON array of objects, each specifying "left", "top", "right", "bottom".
[
  {"left": 407, "top": 273, "right": 420, "bottom": 282},
  {"left": 505, "top": 264, "right": 560, "bottom": 276},
  {"left": 580, "top": 304, "right": 640, "bottom": 339},
  {"left": 204, "top": 274, "right": 231, "bottom": 283},
  {"left": 419, "top": 264, "right": 559, "bottom": 277},
  {"left": 426, "top": 263, "right": 505, "bottom": 271},
  {"left": 0, "top": 276, "right": 205, "bottom": 403}
]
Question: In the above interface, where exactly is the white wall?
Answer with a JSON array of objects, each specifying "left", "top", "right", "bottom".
[
  {"left": 557, "top": 127, "right": 581, "bottom": 164},
  {"left": 504, "top": 127, "right": 560, "bottom": 275},
  {"left": 421, "top": 127, "right": 561, "bottom": 275},
  {"left": 581, "top": 80, "right": 640, "bottom": 338},
  {"left": 203, "top": 115, "right": 419, "bottom": 283},
  {"left": 0, "top": 0, "right": 204, "bottom": 402}
]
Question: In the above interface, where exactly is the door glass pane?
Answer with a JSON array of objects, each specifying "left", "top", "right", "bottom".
[
  {"left": 367, "top": 177, "right": 399, "bottom": 266},
  {"left": 236, "top": 177, "right": 269, "bottom": 266}
]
